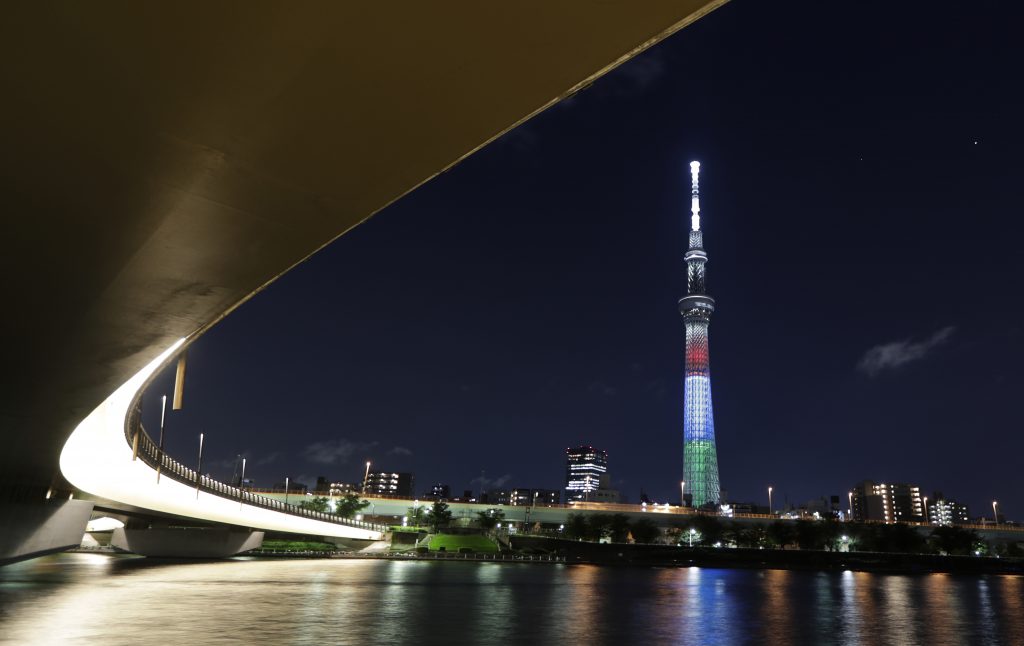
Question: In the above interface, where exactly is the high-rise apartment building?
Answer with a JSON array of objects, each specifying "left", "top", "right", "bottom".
[
  {"left": 565, "top": 446, "right": 608, "bottom": 501},
  {"left": 851, "top": 480, "right": 924, "bottom": 523},
  {"left": 362, "top": 471, "right": 414, "bottom": 498},
  {"left": 928, "top": 492, "right": 970, "bottom": 525}
]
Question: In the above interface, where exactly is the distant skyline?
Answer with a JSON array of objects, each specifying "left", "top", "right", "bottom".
[{"left": 143, "top": 1, "right": 1024, "bottom": 518}]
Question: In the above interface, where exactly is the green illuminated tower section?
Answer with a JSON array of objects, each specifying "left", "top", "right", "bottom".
[{"left": 679, "top": 161, "right": 720, "bottom": 508}]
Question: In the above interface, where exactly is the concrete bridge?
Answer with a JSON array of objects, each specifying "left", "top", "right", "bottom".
[{"left": 0, "top": 2, "right": 728, "bottom": 564}]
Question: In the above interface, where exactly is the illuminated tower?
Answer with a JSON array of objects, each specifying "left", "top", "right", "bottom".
[{"left": 680, "top": 161, "right": 720, "bottom": 507}]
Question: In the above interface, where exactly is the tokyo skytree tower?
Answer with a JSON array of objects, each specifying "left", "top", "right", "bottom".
[{"left": 679, "top": 161, "right": 720, "bottom": 508}]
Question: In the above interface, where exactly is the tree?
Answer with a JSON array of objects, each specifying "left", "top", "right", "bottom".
[
  {"left": 298, "top": 496, "right": 330, "bottom": 513},
  {"left": 564, "top": 513, "right": 589, "bottom": 541},
  {"left": 767, "top": 521, "right": 796, "bottom": 549},
  {"left": 819, "top": 515, "right": 843, "bottom": 551},
  {"left": 689, "top": 515, "right": 725, "bottom": 546},
  {"left": 795, "top": 520, "right": 827, "bottom": 550},
  {"left": 428, "top": 500, "right": 453, "bottom": 532},
  {"left": 477, "top": 509, "right": 505, "bottom": 531},
  {"left": 608, "top": 514, "right": 631, "bottom": 543},
  {"left": 335, "top": 492, "right": 370, "bottom": 519},
  {"left": 630, "top": 518, "right": 661, "bottom": 544},
  {"left": 407, "top": 504, "right": 428, "bottom": 527},
  {"left": 929, "top": 526, "right": 978, "bottom": 556},
  {"left": 586, "top": 514, "right": 612, "bottom": 542},
  {"left": 734, "top": 524, "right": 769, "bottom": 549}
]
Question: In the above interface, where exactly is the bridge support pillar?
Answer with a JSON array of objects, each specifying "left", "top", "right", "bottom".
[
  {"left": 0, "top": 498, "right": 95, "bottom": 566},
  {"left": 111, "top": 527, "right": 264, "bottom": 558}
]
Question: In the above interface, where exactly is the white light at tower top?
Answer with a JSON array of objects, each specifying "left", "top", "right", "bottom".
[{"left": 690, "top": 161, "right": 701, "bottom": 231}]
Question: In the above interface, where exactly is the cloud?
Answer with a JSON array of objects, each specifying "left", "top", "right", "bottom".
[
  {"left": 612, "top": 51, "right": 666, "bottom": 94},
  {"left": 302, "top": 439, "right": 378, "bottom": 465},
  {"left": 254, "top": 452, "right": 281, "bottom": 467},
  {"left": 496, "top": 124, "right": 540, "bottom": 151},
  {"left": 389, "top": 446, "right": 413, "bottom": 456},
  {"left": 857, "top": 326, "right": 955, "bottom": 376},
  {"left": 214, "top": 451, "right": 279, "bottom": 469},
  {"left": 588, "top": 381, "right": 618, "bottom": 397},
  {"left": 470, "top": 473, "right": 512, "bottom": 492}
]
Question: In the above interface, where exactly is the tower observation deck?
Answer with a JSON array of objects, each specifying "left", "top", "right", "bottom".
[{"left": 679, "top": 161, "right": 721, "bottom": 508}]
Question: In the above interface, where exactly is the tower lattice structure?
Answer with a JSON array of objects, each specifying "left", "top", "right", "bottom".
[{"left": 679, "top": 161, "right": 720, "bottom": 508}]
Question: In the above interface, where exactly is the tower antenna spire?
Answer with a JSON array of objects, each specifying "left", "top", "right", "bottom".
[
  {"left": 679, "top": 159, "right": 720, "bottom": 508},
  {"left": 690, "top": 161, "right": 701, "bottom": 231}
]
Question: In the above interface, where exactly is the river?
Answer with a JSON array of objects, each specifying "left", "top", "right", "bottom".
[{"left": 1, "top": 554, "right": 1021, "bottom": 645}]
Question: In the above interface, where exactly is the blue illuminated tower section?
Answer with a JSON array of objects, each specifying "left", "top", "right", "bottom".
[{"left": 680, "top": 161, "right": 720, "bottom": 507}]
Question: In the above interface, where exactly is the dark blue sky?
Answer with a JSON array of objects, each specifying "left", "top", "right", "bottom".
[{"left": 145, "top": 1, "right": 1024, "bottom": 518}]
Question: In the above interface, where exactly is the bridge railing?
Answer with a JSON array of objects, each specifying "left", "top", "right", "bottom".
[{"left": 124, "top": 402, "right": 386, "bottom": 533}]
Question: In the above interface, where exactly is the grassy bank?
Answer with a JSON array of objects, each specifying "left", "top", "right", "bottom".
[{"left": 427, "top": 534, "right": 499, "bottom": 553}]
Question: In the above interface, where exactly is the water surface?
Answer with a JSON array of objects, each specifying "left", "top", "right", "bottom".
[{"left": 1, "top": 554, "right": 1021, "bottom": 645}]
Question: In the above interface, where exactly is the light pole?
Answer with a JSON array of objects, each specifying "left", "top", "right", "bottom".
[
  {"left": 992, "top": 501, "right": 999, "bottom": 525},
  {"left": 363, "top": 461, "right": 371, "bottom": 494},
  {"left": 689, "top": 528, "right": 696, "bottom": 547},
  {"left": 848, "top": 491, "right": 854, "bottom": 522},
  {"left": 922, "top": 496, "right": 928, "bottom": 525},
  {"left": 195, "top": 432, "right": 204, "bottom": 499},
  {"left": 768, "top": 486, "right": 773, "bottom": 516},
  {"left": 285, "top": 476, "right": 290, "bottom": 505},
  {"left": 680, "top": 481, "right": 686, "bottom": 508},
  {"left": 156, "top": 395, "right": 167, "bottom": 483},
  {"left": 239, "top": 457, "right": 246, "bottom": 511}
]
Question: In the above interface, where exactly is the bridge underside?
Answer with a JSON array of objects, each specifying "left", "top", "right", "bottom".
[{"left": 0, "top": 2, "right": 728, "bottom": 558}]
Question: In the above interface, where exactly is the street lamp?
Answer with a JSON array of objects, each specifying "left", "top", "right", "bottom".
[
  {"left": 195, "top": 432, "right": 204, "bottom": 499},
  {"left": 848, "top": 491, "right": 854, "bottom": 522},
  {"left": 284, "top": 476, "right": 290, "bottom": 505},
  {"left": 156, "top": 394, "right": 167, "bottom": 483},
  {"left": 363, "top": 461, "right": 372, "bottom": 494},
  {"left": 689, "top": 528, "right": 696, "bottom": 547},
  {"left": 239, "top": 457, "right": 247, "bottom": 511},
  {"left": 768, "top": 486, "right": 773, "bottom": 516},
  {"left": 992, "top": 501, "right": 999, "bottom": 525},
  {"left": 680, "top": 481, "right": 686, "bottom": 508},
  {"left": 922, "top": 496, "right": 928, "bottom": 525}
]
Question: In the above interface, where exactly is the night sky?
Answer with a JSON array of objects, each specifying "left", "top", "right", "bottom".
[{"left": 144, "top": 1, "right": 1024, "bottom": 518}]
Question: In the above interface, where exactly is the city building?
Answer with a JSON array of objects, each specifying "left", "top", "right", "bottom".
[
  {"left": 589, "top": 474, "right": 620, "bottom": 503},
  {"left": 805, "top": 495, "right": 841, "bottom": 519},
  {"left": 510, "top": 488, "right": 560, "bottom": 506},
  {"left": 314, "top": 476, "right": 331, "bottom": 494},
  {"left": 329, "top": 481, "right": 358, "bottom": 496},
  {"left": 426, "top": 483, "right": 451, "bottom": 500},
  {"left": 565, "top": 446, "right": 608, "bottom": 501},
  {"left": 272, "top": 479, "right": 308, "bottom": 494},
  {"left": 591, "top": 488, "right": 621, "bottom": 503},
  {"left": 362, "top": 471, "right": 414, "bottom": 498},
  {"left": 680, "top": 161, "right": 721, "bottom": 507},
  {"left": 851, "top": 481, "right": 924, "bottom": 523},
  {"left": 928, "top": 492, "right": 970, "bottom": 526},
  {"left": 480, "top": 489, "right": 511, "bottom": 506}
]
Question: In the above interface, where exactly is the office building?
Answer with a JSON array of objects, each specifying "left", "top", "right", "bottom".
[{"left": 565, "top": 445, "right": 608, "bottom": 501}]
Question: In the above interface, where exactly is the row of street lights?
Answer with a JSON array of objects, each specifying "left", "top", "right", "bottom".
[{"left": 163, "top": 393, "right": 1007, "bottom": 526}]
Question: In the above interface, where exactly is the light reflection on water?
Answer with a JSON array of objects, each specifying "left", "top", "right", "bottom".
[{"left": 0, "top": 554, "right": 1021, "bottom": 645}]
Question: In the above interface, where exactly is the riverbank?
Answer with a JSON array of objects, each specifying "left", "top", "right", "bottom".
[
  {"left": 511, "top": 536, "right": 1024, "bottom": 574},
  {"left": 241, "top": 540, "right": 1024, "bottom": 575}
]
